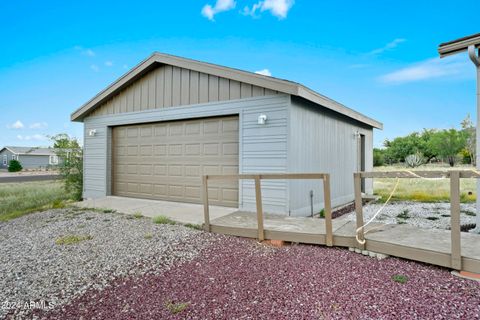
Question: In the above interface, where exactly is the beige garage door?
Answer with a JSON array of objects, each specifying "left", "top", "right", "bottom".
[{"left": 112, "top": 116, "right": 239, "bottom": 207}]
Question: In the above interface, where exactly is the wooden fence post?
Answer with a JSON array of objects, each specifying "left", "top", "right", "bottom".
[
  {"left": 323, "top": 174, "right": 333, "bottom": 246},
  {"left": 354, "top": 172, "right": 365, "bottom": 249},
  {"left": 254, "top": 175, "right": 265, "bottom": 241},
  {"left": 202, "top": 175, "right": 210, "bottom": 232},
  {"left": 450, "top": 171, "right": 462, "bottom": 270}
]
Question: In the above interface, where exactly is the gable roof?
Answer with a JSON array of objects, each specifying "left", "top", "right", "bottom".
[
  {"left": 0, "top": 146, "right": 56, "bottom": 156},
  {"left": 71, "top": 52, "right": 382, "bottom": 129}
]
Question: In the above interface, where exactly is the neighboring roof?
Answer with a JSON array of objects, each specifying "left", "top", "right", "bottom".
[
  {"left": 71, "top": 52, "right": 382, "bottom": 129},
  {"left": 0, "top": 146, "right": 56, "bottom": 156},
  {"left": 438, "top": 33, "right": 480, "bottom": 58}
]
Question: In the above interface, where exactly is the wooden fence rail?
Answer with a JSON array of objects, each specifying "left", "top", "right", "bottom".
[
  {"left": 202, "top": 173, "right": 333, "bottom": 246},
  {"left": 354, "top": 170, "right": 473, "bottom": 270}
]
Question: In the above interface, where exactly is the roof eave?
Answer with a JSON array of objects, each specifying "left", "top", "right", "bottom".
[
  {"left": 71, "top": 52, "right": 382, "bottom": 129},
  {"left": 438, "top": 33, "right": 480, "bottom": 58},
  {"left": 297, "top": 86, "right": 383, "bottom": 129}
]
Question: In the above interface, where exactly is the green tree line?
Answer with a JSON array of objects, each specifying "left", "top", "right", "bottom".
[{"left": 374, "top": 115, "right": 476, "bottom": 167}]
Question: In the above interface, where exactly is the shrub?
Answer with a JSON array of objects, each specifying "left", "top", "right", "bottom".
[
  {"left": 50, "top": 134, "right": 83, "bottom": 200},
  {"left": 165, "top": 301, "right": 189, "bottom": 314},
  {"left": 184, "top": 223, "right": 202, "bottom": 230},
  {"left": 8, "top": 159, "right": 22, "bottom": 172},
  {"left": 392, "top": 274, "right": 408, "bottom": 284},
  {"left": 153, "top": 215, "right": 176, "bottom": 225},
  {"left": 373, "top": 148, "right": 385, "bottom": 167},
  {"left": 405, "top": 153, "right": 424, "bottom": 168}
]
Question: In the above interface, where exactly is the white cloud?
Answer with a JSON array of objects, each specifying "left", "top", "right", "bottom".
[
  {"left": 16, "top": 134, "right": 46, "bottom": 141},
  {"left": 84, "top": 49, "right": 95, "bottom": 57},
  {"left": 243, "top": 0, "right": 294, "bottom": 19},
  {"left": 201, "top": 0, "right": 236, "bottom": 20},
  {"left": 369, "top": 38, "right": 406, "bottom": 56},
  {"left": 255, "top": 69, "right": 272, "bottom": 76},
  {"left": 90, "top": 64, "right": 100, "bottom": 72},
  {"left": 7, "top": 120, "right": 24, "bottom": 129},
  {"left": 105, "top": 61, "right": 113, "bottom": 67},
  {"left": 75, "top": 46, "right": 96, "bottom": 57},
  {"left": 29, "top": 122, "right": 48, "bottom": 129},
  {"left": 379, "top": 55, "right": 472, "bottom": 84}
]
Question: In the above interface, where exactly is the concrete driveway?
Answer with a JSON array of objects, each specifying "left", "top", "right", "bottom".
[{"left": 75, "top": 196, "right": 237, "bottom": 225}]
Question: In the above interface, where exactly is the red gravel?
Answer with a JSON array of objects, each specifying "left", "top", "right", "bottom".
[{"left": 37, "top": 235, "right": 480, "bottom": 319}]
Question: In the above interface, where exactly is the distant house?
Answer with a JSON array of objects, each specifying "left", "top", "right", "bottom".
[{"left": 0, "top": 146, "right": 59, "bottom": 170}]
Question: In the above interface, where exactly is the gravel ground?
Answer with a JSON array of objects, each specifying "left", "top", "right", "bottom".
[
  {"left": 35, "top": 236, "right": 480, "bottom": 319},
  {"left": 345, "top": 202, "right": 477, "bottom": 230},
  {"left": 0, "top": 208, "right": 210, "bottom": 319}
]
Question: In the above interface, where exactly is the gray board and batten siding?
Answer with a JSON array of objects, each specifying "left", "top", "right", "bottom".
[
  {"left": 76, "top": 52, "right": 381, "bottom": 216},
  {"left": 89, "top": 64, "right": 279, "bottom": 117}
]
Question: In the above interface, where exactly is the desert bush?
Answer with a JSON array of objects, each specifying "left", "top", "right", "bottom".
[
  {"left": 405, "top": 153, "right": 424, "bottom": 168},
  {"left": 8, "top": 159, "right": 22, "bottom": 172}
]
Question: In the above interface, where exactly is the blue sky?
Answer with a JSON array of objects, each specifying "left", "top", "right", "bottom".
[{"left": 0, "top": 0, "right": 478, "bottom": 148}]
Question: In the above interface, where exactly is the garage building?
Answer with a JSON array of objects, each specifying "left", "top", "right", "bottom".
[{"left": 72, "top": 53, "right": 382, "bottom": 216}]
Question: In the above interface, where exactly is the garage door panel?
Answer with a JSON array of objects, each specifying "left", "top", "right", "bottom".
[{"left": 112, "top": 116, "right": 239, "bottom": 206}]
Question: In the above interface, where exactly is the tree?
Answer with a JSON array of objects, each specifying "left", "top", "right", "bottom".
[
  {"left": 428, "top": 129, "right": 467, "bottom": 167},
  {"left": 8, "top": 159, "right": 22, "bottom": 172},
  {"left": 51, "top": 133, "right": 72, "bottom": 149},
  {"left": 50, "top": 134, "right": 83, "bottom": 200},
  {"left": 383, "top": 132, "right": 434, "bottom": 164},
  {"left": 461, "top": 114, "right": 476, "bottom": 166}
]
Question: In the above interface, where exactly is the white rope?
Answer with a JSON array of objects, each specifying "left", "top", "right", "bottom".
[
  {"left": 355, "top": 168, "right": 480, "bottom": 245},
  {"left": 356, "top": 177, "right": 400, "bottom": 245}
]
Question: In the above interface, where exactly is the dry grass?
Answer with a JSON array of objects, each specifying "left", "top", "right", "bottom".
[
  {"left": 373, "top": 164, "right": 476, "bottom": 203},
  {"left": 0, "top": 181, "right": 71, "bottom": 221},
  {"left": 55, "top": 234, "right": 93, "bottom": 245}
]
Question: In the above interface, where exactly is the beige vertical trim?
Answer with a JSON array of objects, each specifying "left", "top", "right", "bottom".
[
  {"left": 180, "top": 68, "right": 190, "bottom": 105},
  {"left": 255, "top": 176, "right": 265, "bottom": 241},
  {"left": 209, "top": 75, "right": 219, "bottom": 102},
  {"left": 230, "top": 80, "right": 241, "bottom": 99},
  {"left": 241, "top": 83, "right": 252, "bottom": 98},
  {"left": 164, "top": 65, "right": 173, "bottom": 107},
  {"left": 323, "top": 174, "right": 333, "bottom": 246},
  {"left": 354, "top": 172, "right": 365, "bottom": 249},
  {"left": 189, "top": 70, "right": 199, "bottom": 104},
  {"left": 171, "top": 66, "right": 181, "bottom": 106},
  {"left": 450, "top": 171, "right": 462, "bottom": 270},
  {"left": 155, "top": 67, "right": 165, "bottom": 108},
  {"left": 199, "top": 72, "right": 209, "bottom": 103},
  {"left": 202, "top": 175, "right": 210, "bottom": 232}
]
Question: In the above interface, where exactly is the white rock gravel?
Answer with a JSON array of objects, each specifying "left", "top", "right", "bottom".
[
  {"left": 344, "top": 202, "right": 476, "bottom": 230},
  {"left": 0, "top": 208, "right": 210, "bottom": 319}
]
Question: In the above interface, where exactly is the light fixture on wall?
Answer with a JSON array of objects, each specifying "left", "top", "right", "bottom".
[
  {"left": 88, "top": 129, "right": 97, "bottom": 137},
  {"left": 353, "top": 131, "right": 360, "bottom": 139},
  {"left": 258, "top": 114, "right": 267, "bottom": 125}
]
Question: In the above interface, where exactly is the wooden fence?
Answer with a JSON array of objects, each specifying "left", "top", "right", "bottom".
[
  {"left": 202, "top": 173, "right": 334, "bottom": 246},
  {"left": 354, "top": 170, "right": 480, "bottom": 270}
]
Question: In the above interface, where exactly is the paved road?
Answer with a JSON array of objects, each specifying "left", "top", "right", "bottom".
[{"left": 0, "top": 175, "right": 61, "bottom": 183}]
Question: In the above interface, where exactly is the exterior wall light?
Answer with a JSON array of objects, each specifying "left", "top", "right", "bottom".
[
  {"left": 258, "top": 114, "right": 267, "bottom": 125},
  {"left": 88, "top": 129, "right": 97, "bottom": 137}
]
